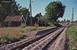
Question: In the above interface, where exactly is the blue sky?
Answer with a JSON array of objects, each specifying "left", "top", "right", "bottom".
[{"left": 16, "top": 0, "right": 77, "bottom": 21}]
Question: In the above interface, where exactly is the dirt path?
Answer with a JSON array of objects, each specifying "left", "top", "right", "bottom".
[{"left": 48, "top": 28, "right": 67, "bottom": 50}]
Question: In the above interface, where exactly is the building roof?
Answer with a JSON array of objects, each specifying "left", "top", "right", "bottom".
[
  {"left": 34, "top": 13, "right": 42, "bottom": 18},
  {"left": 4, "top": 15, "right": 24, "bottom": 22}
]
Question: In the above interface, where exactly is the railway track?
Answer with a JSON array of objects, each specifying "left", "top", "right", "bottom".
[
  {"left": 22, "top": 27, "right": 65, "bottom": 50},
  {"left": 0, "top": 27, "right": 61, "bottom": 50}
]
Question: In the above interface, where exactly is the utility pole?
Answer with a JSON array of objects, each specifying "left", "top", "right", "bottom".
[
  {"left": 72, "top": 8, "right": 74, "bottom": 24},
  {"left": 29, "top": 0, "right": 32, "bottom": 26}
]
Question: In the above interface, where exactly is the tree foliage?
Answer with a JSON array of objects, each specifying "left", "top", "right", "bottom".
[
  {"left": 19, "top": 7, "right": 29, "bottom": 19},
  {"left": 45, "top": 1, "right": 66, "bottom": 25},
  {"left": 0, "top": 0, "right": 21, "bottom": 22},
  {"left": 39, "top": 16, "right": 49, "bottom": 23},
  {"left": 0, "top": 4, "right": 4, "bottom": 22},
  {"left": 39, "top": 16, "right": 49, "bottom": 26},
  {"left": 19, "top": 8, "right": 28, "bottom": 14}
]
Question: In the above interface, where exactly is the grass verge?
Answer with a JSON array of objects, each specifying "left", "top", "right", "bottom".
[
  {"left": 0, "top": 26, "right": 51, "bottom": 44},
  {"left": 67, "top": 24, "right": 77, "bottom": 50}
]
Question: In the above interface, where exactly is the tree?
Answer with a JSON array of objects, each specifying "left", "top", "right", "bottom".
[
  {"left": 67, "top": 20, "right": 70, "bottom": 22},
  {"left": 12, "top": 3, "right": 21, "bottom": 15},
  {"left": 0, "top": 4, "right": 4, "bottom": 22},
  {"left": 0, "top": 0, "right": 20, "bottom": 22},
  {"left": 19, "top": 7, "right": 29, "bottom": 19},
  {"left": 45, "top": 1, "right": 65, "bottom": 26},
  {"left": 39, "top": 16, "right": 49, "bottom": 26},
  {"left": 19, "top": 7, "right": 31, "bottom": 26}
]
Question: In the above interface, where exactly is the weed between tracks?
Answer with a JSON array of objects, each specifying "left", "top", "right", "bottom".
[{"left": 67, "top": 24, "right": 77, "bottom": 50}]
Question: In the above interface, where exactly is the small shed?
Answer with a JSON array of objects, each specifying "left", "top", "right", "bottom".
[{"left": 4, "top": 15, "right": 25, "bottom": 27}]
